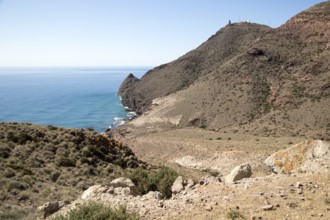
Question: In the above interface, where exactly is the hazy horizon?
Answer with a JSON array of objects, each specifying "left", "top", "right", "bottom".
[{"left": 0, "top": 0, "right": 325, "bottom": 67}]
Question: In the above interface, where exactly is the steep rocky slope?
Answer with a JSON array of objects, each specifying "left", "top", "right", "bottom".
[{"left": 118, "top": 1, "right": 330, "bottom": 139}]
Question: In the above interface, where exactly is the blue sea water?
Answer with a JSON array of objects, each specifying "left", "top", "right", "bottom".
[{"left": 0, "top": 67, "right": 149, "bottom": 132}]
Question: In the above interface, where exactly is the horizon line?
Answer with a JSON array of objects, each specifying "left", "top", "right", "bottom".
[{"left": 0, "top": 65, "right": 154, "bottom": 69}]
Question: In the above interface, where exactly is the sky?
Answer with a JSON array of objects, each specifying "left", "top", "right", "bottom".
[{"left": 0, "top": 0, "right": 325, "bottom": 67}]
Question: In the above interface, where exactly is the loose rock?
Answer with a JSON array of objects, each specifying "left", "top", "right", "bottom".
[
  {"left": 171, "top": 176, "right": 185, "bottom": 194},
  {"left": 225, "top": 163, "right": 252, "bottom": 183},
  {"left": 262, "top": 205, "right": 274, "bottom": 211}
]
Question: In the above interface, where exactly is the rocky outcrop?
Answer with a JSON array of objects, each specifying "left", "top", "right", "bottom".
[
  {"left": 225, "top": 163, "right": 252, "bottom": 183},
  {"left": 118, "top": 73, "right": 140, "bottom": 111},
  {"left": 81, "top": 178, "right": 140, "bottom": 200},
  {"left": 110, "top": 177, "right": 140, "bottom": 196},
  {"left": 118, "top": 73, "right": 139, "bottom": 97},
  {"left": 265, "top": 140, "right": 329, "bottom": 173}
]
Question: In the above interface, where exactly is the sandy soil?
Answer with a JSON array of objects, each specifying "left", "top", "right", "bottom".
[{"left": 113, "top": 127, "right": 306, "bottom": 177}]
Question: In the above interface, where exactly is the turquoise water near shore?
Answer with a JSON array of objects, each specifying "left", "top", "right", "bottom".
[{"left": 0, "top": 67, "right": 149, "bottom": 132}]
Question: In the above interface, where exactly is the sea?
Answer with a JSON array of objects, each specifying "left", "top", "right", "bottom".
[{"left": 0, "top": 67, "right": 149, "bottom": 132}]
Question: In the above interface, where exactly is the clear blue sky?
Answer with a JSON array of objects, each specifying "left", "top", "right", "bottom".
[{"left": 0, "top": 0, "right": 324, "bottom": 67}]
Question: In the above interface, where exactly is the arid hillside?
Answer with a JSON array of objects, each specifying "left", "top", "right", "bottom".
[
  {"left": 118, "top": 1, "right": 330, "bottom": 139},
  {"left": 0, "top": 122, "right": 149, "bottom": 219}
]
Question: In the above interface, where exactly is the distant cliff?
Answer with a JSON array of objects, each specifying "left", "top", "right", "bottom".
[
  {"left": 118, "top": 73, "right": 140, "bottom": 111},
  {"left": 118, "top": 1, "right": 330, "bottom": 139}
]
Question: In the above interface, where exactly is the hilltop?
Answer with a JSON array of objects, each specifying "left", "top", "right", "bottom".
[{"left": 118, "top": 1, "right": 330, "bottom": 139}]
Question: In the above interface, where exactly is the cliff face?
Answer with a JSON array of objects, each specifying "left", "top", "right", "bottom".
[
  {"left": 118, "top": 1, "right": 330, "bottom": 139},
  {"left": 118, "top": 73, "right": 140, "bottom": 110}
]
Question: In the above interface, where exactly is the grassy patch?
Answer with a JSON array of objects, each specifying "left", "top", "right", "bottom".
[
  {"left": 55, "top": 156, "right": 76, "bottom": 167},
  {"left": 54, "top": 203, "right": 139, "bottom": 220},
  {"left": 226, "top": 208, "right": 245, "bottom": 220},
  {"left": 0, "top": 208, "right": 27, "bottom": 220}
]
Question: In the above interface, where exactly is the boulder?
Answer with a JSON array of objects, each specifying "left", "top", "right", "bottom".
[
  {"left": 225, "top": 163, "right": 252, "bottom": 183},
  {"left": 262, "top": 205, "right": 274, "bottom": 211},
  {"left": 110, "top": 177, "right": 135, "bottom": 188},
  {"left": 265, "top": 140, "right": 329, "bottom": 173},
  {"left": 171, "top": 176, "right": 184, "bottom": 194},
  {"left": 186, "top": 178, "right": 195, "bottom": 188},
  {"left": 81, "top": 185, "right": 109, "bottom": 199},
  {"left": 144, "top": 191, "right": 164, "bottom": 200},
  {"left": 110, "top": 177, "right": 140, "bottom": 195}
]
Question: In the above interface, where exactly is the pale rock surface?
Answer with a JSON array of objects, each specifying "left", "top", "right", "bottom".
[
  {"left": 171, "top": 176, "right": 184, "bottom": 194},
  {"left": 110, "top": 177, "right": 135, "bottom": 188},
  {"left": 145, "top": 191, "right": 164, "bottom": 200},
  {"left": 262, "top": 204, "right": 274, "bottom": 211},
  {"left": 81, "top": 185, "right": 105, "bottom": 199},
  {"left": 265, "top": 140, "right": 329, "bottom": 173},
  {"left": 201, "top": 175, "right": 222, "bottom": 185},
  {"left": 225, "top": 163, "right": 252, "bottom": 183},
  {"left": 110, "top": 177, "right": 140, "bottom": 196},
  {"left": 186, "top": 178, "right": 195, "bottom": 188}
]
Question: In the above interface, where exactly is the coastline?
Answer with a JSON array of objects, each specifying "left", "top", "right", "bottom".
[{"left": 109, "top": 96, "right": 138, "bottom": 129}]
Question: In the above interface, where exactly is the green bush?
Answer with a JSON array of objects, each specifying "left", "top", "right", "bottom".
[
  {"left": 149, "top": 167, "right": 178, "bottom": 198},
  {"left": 127, "top": 167, "right": 150, "bottom": 194},
  {"left": 56, "top": 156, "right": 76, "bottom": 167},
  {"left": 0, "top": 145, "right": 11, "bottom": 158},
  {"left": 127, "top": 166, "right": 178, "bottom": 198},
  {"left": 54, "top": 203, "right": 139, "bottom": 220},
  {"left": 226, "top": 208, "right": 245, "bottom": 220},
  {"left": 3, "top": 168, "right": 16, "bottom": 178},
  {"left": 51, "top": 171, "right": 61, "bottom": 182},
  {"left": 8, "top": 180, "right": 29, "bottom": 191},
  {"left": 47, "top": 125, "right": 58, "bottom": 131},
  {"left": 7, "top": 131, "right": 33, "bottom": 144}
]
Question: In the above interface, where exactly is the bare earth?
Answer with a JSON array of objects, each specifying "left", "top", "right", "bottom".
[
  {"left": 108, "top": 125, "right": 330, "bottom": 219},
  {"left": 113, "top": 127, "right": 305, "bottom": 176},
  {"left": 54, "top": 125, "right": 330, "bottom": 220}
]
